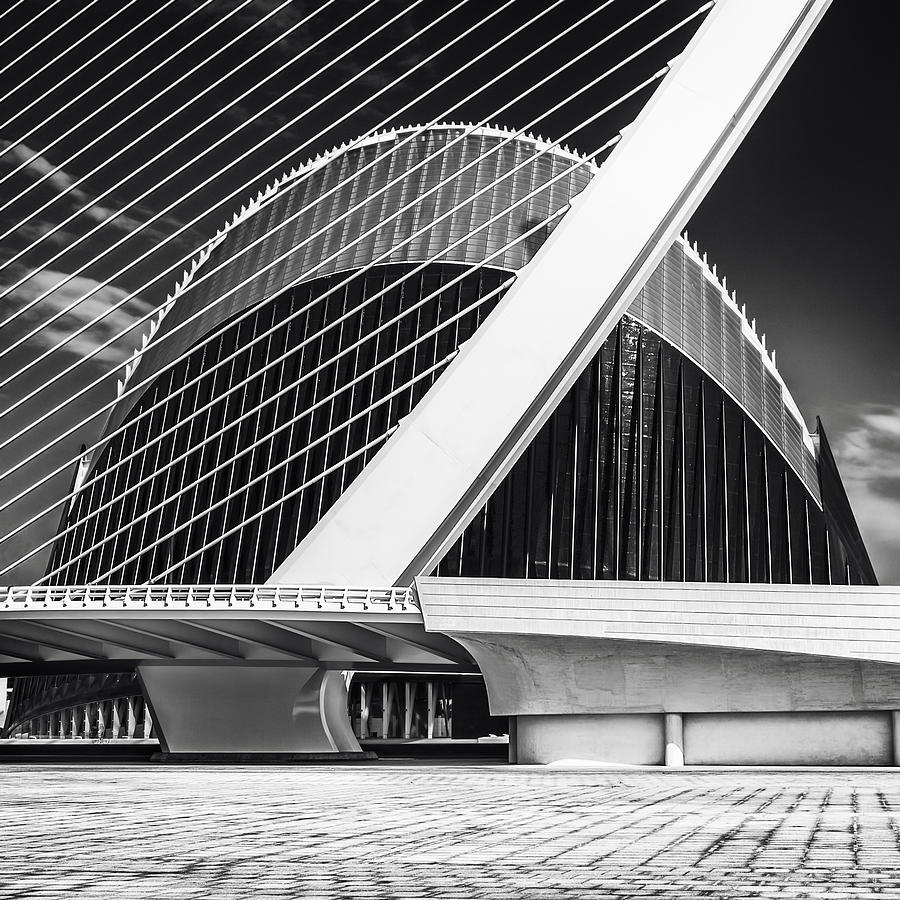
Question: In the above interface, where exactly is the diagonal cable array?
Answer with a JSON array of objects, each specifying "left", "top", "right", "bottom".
[
  {"left": 0, "top": 0, "right": 690, "bottom": 472},
  {"left": 0, "top": 0, "right": 145, "bottom": 120},
  {"left": 0, "top": 0, "right": 38, "bottom": 38},
  {"left": 0, "top": 0, "right": 706, "bottom": 556},
  {"left": 0, "top": 0, "right": 480, "bottom": 371},
  {"left": 0, "top": 0, "right": 361, "bottom": 268},
  {"left": 0, "top": 0, "right": 228, "bottom": 157},
  {"left": 0, "top": 0, "right": 714, "bottom": 584},
  {"left": 0, "top": 0, "right": 624, "bottom": 470},
  {"left": 0, "top": 0, "right": 103, "bottom": 82}
]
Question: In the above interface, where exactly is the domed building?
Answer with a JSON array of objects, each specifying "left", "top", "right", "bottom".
[{"left": 41, "top": 125, "right": 874, "bottom": 587}]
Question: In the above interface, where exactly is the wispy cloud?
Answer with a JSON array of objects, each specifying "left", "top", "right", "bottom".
[
  {"left": 0, "top": 140, "right": 204, "bottom": 253},
  {"left": 2, "top": 268, "right": 153, "bottom": 367},
  {"left": 832, "top": 405, "right": 900, "bottom": 585}
]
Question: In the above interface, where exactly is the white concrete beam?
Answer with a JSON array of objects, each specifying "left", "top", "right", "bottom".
[
  {"left": 416, "top": 578, "right": 900, "bottom": 665},
  {"left": 271, "top": 0, "right": 832, "bottom": 587}
]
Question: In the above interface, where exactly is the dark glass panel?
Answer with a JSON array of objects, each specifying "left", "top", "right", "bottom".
[
  {"left": 682, "top": 364, "right": 705, "bottom": 581},
  {"left": 596, "top": 336, "right": 618, "bottom": 578},
  {"left": 618, "top": 325, "right": 640, "bottom": 579},
  {"left": 639, "top": 335, "right": 662, "bottom": 580},
  {"left": 703, "top": 386, "right": 726, "bottom": 583},
  {"left": 573, "top": 361, "right": 599, "bottom": 579},
  {"left": 787, "top": 474, "right": 812, "bottom": 584},
  {"left": 661, "top": 346, "right": 683, "bottom": 581},
  {"left": 766, "top": 455, "right": 790, "bottom": 583},
  {"left": 808, "top": 496, "right": 829, "bottom": 585},
  {"left": 724, "top": 410, "right": 747, "bottom": 583}
]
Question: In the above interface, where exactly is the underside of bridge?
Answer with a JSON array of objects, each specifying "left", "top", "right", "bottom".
[{"left": 0, "top": 585, "right": 472, "bottom": 757}]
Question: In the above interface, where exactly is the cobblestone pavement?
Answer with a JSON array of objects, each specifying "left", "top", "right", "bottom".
[{"left": 5, "top": 766, "right": 900, "bottom": 898}]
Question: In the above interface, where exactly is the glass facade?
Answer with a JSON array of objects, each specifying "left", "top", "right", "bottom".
[
  {"left": 48, "top": 284, "right": 873, "bottom": 585},
  {"left": 631, "top": 243, "right": 820, "bottom": 500},
  {"left": 437, "top": 318, "right": 873, "bottom": 585},
  {"left": 49, "top": 264, "right": 507, "bottom": 584}
]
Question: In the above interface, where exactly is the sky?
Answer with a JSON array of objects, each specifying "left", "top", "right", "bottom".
[{"left": 0, "top": 0, "right": 896, "bottom": 584}]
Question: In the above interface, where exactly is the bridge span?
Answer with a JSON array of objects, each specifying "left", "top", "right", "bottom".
[{"left": 3, "top": 581, "right": 900, "bottom": 765}]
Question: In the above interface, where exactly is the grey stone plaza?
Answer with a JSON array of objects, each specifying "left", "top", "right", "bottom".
[{"left": 4, "top": 766, "right": 900, "bottom": 898}]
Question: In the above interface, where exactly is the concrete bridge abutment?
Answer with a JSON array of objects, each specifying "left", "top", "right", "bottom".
[
  {"left": 416, "top": 578, "right": 900, "bottom": 768},
  {"left": 137, "top": 664, "right": 366, "bottom": 760}
]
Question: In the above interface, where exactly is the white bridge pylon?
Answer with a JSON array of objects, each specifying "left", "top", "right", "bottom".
[{"left": 271, "top": 0, "right": 832, "bottom": 588}]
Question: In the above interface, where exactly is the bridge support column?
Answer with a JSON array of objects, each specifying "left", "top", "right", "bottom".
[
  {"left": 137, "top": 664, "right": 368, "bottom": 760},
  {"left": 665, "top": 714, "right": 685, "bottom": 768}
]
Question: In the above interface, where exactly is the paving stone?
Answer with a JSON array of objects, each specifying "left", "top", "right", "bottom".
[{"left": 3, "top": 767, "right": 900, "bottom": 897}]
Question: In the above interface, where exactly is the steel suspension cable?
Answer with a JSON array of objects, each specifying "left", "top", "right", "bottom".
[
  {"left": 0, "top": 0, "right": 143, "bottom": 121},
  {"left": 0, "top": 0, "right": 36, "bottom": 37},
  {"left": 0, "top": 0, "right": 567, "bottom": 402},
  {"left": 0, "top": 0, "right": 345, "bottom": 243},
  {"left": 0, "top": 0, "right": 523, "bottom": 384},
  {"left": 0, "top": 0, "right": 462, "bottom": 340},
  {"left": 0, "top": 2, "right": 706, "bottom": 507},
  {"left": 0, "top": 0, "right": 209, "bottom": 153},
  {"left": 0, "top": 0, "right": 103, "bottom": 82}
]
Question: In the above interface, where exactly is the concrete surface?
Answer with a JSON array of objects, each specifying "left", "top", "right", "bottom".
[
  {"left": 516, "top": 714, "right": 665, "bottom": 766},
  {"left": 4, "top": 766, "right": 900, "bottom": 897},
  {"left": 138, "top": 664, "right": 362, "bottom": 754}
]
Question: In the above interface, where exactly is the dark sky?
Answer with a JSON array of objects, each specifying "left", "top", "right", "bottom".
[{"left": 0, "top": 0, "right": 896, "bottom": 583}]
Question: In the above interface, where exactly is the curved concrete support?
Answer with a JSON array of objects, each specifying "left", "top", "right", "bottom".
[
  {"left": 137, "top": 664, "right": 362, "bottom": 757},
  {"left": 450, "top": 635, "right": 900, "bottom": 766},
  {"left": 453, "top": 633, "right": 900, "bottom": 717}
]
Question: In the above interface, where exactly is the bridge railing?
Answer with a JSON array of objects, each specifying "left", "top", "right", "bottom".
[{"left": 0, "top": 583, "right": 418, "bottom": 612}]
